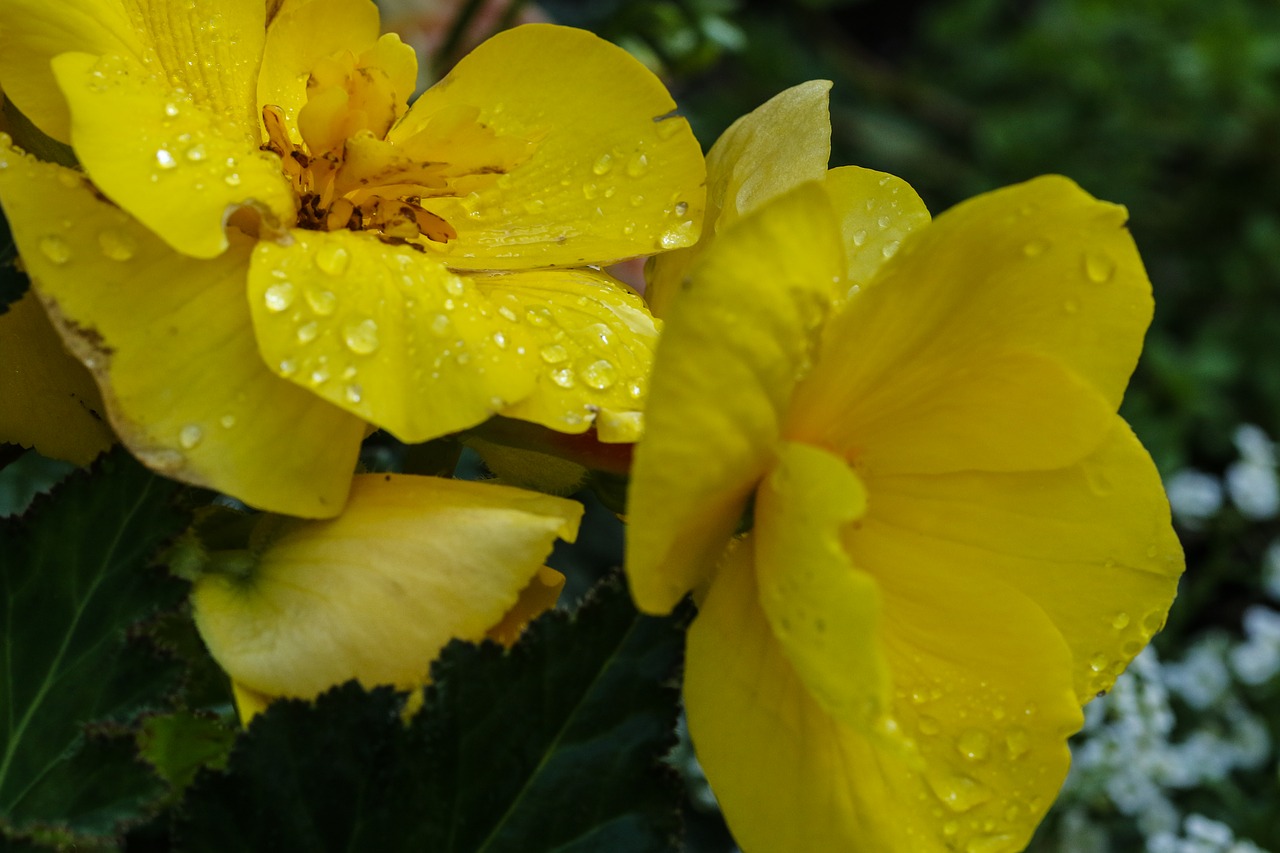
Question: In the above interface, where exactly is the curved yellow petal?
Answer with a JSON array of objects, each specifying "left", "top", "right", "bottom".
[
  {"left": 0, "top": 0, "right": 145, "bottom": 143},
  {"left": 755, "top": 442, "right": 888, "bottom": 730},
  {"left": 789, "top": 175, "right": 1152, "bottom": 475},
  {"left": 389, "top": 24, "right": 706, "bottom": 270},
  {"left": 0, "top": 289, "right": 114, "bottom": 465},
  {"left": 192, "top": 474, "right": 582, "bottom": 699},
  {"left": 686, "top": 526, "right": 1081, "bottom": 853},
  {"left": 247, "top": 228, "right": 536, "bottom": 443},
  {"left": 823, "top": 165, "right": 930, "bottom": 291},
  {"left": 0, "top": 142, "right": 364, "bottom": 516},
  {"left": 486, "top": 565, "right": 566, "bottom": 646},
  {"left": 862, "top": 417, "right": 1183, "bottom": 703},
  {"left": 471, "top": 269, "right": 660, "bottom": 443},
  {"left": 52, "top": 51, "right": 294, "bottom": 259},
  {"left": 646, "top": 80, "right": 831, "bottom": 317},
  {"left": 257, "top": 0, "right": 384, "bottom": 145},
  {"left": 625, "top": 183, "right": 845, "bottom": 614}
]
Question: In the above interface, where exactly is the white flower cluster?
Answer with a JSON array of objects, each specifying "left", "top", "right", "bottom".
[{"left": 1167, "top": 424, "right": 1280, "bottom": 527}]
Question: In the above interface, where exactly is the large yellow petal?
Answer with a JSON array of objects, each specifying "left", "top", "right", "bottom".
[
  {"left": 754, "top": 441, "right": 889, "bottom": 731},
  {"left": 788, "top": 175, "right": 1153, "bottom": 476},
  {"left": 52, "top": 51, "right": 294, "bottom": 259},
  {"left": 0, "top": 0, "right": 145, "bottom": 143},
  {"left": 192, "top": 474, "right": 582, "bottom": 699},
  {"left": 861, "top": 417, "right": 1183, "bottom": 703},
  {"left": 247, "top": 228, "right": 535, "bottom": 443},
  {"left": 625, "top": 183, "right": 845, "bottom": 614},
  {"left": 0, "top": 141, "right": 364, "bottom": 517},
  {"left": 0, "top": 290, "right": 114, "bottom": 465},
  {"left": 646, "top": 80, "right": 831, "bottom": 317},
  {"left": 257, "top": 0, "right": 383, "bottom": 145},
  {"left": 471, "top": 269, "right": 660, "bottom": 443},
  {"left": 686, "top": 527, "right": 1081, "bottom": 852},
  {"left": 823, "top": 165, "right": 931, "bottom": 291},
  {"left": 388, "top": 24, "right": 706, "bottom": 270}
]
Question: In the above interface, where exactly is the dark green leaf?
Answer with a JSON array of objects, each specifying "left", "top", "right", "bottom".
[
  {"left": 0, "top": 450, "right": 189, "bottom": 842},
  {"left": 174, "top": 576, "right": 688, "bottom": 852},
  {"left": 0, "top": 205, "right": 29, "bottom": 318}
]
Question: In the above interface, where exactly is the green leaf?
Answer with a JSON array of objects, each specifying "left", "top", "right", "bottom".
[
  {"left": 0, "top": 450, "right": 189, "bottom": 842},
  {"left": 0, "top": 205, "right": 29, "bottom": 318},
  {"left": 173, "top": 576, "right": 689, "bottom": 852}
]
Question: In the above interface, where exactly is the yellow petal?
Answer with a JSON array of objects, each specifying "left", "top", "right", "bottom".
[
  {"left": 686, "top": 525, "right": 1081, "bottom": 852},
  {"left": 191, "top": 474, "right": 582, "bottom": 699},
  {"left": 0, "top": 289, "right": 114, "bottom": 465},
  {"left": 788, "top": 175, "right": 1152, "bottom": 475},
  {"left": 389, "top": 24, "right": 706, "bottom": 270},
  {"left": 861, "top": 417, "right": 1183, "bottom": 702},
  {"left": 51, "top": 51, "right": 294, "bottom": 259},
  {"left": 257, "top": 0, "right": 384, "bottom": 145},
  {"left": 247, "top": 228, "right": 536, "bottom": 443},
  {"left": 471, "top": 269, "right": 660, "bottom": 443},
  {"left": 755, "top": 442, "right": 889, "bottom": 730},
  {"left": 823, "top": 165, "right": 930, "bottom": 290},
  {"left": 0, "top": 142, "right": 364, "bottom": 517},
  {"left": 646, "top": 80, "right": 831, "bottom": 317},
  {"left": 0, "top": 0, "right": 145, "bottom": 142},
  {"left": 486, "top": 565, "right": 566, "bottom": 646},
  {"left": 625, "top": 183, "right": 845, "bottom": 614}
]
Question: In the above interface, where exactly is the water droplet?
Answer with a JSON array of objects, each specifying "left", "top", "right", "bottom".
[
  {"left": 655, "top": 117, "right": 682, "bottom": 139},
  {"left": 526, "top": 307, "right": 551, "bottom": 327},
  {"left": 928, "top": 773, "right": 991, "bottom": 813},
  {"left": 224, "top": 172, "right": 241, "bottom": 186},
  {"left": 315, "top": 242, "right": 351, "bottom": 276},
  {"left": 497, "top": 305, "right": 518, "bottom": 322},
  {"left": 582, "top": 182, "right": 599, "bottom": 200},
  {"left": 296, "top": 321, "right": 318, "bottom": 343},
  {"left": 97, "top": 229, "right": 135, "bottom": 261},
  {"left": 444, "top": 276, "right": 465, "bottom": 296},
  {"left": 279, "top": 358, "right": 297, "bottom": 376},
  {"left": 38, "top": 235, "right": 72, "bottom": 264},
  {"left": 540, "top": 344, "right": 569, "bottom": 364},
  {"left": 1023, "top": 238, "right": 1049, "bottom": 257},
  {"left": 309, "top": 366, "right": 330, "bottom": 385},
  {"left": 264, "top": 282, "right": 295, "bottom": 312},
  {"left": 492, "top": 331, "right": 508, "bottom": 348},
  {"left": 550, "top": 367, "right": 575, "bottom": 388},
  {"left": 219, "top": 414, "right": 237, "bottom": 428},
  {"left": 1084, "top": 250, "right": 1115, "bottom": 283},
  {"left": 185, "top": 143, "right": 207, "bottom": 162},
  {"left": 674, "top": 201, "right": 689, "bottom": 216},
  {"left": 581, "top": 359, "right": 617, "bottom": 390},
  {"left": 1112, "top": 612, "right": 1131, "bottom": 630},
  {"left": 1142, "top": 610, "right": 1166, "bottom": 635},
  {"left": 179, "top": 424, "right": 203, "bottom": 449},
  {"left": 627, "top": 380, "right": 645, "bottom": 400},
  {"left": 155, "top": 148, "right": 177, "bottom": 170},
  {"left": 955, "top": 729, "right": 991, "bottom": 761},
  {"left": 1089, "top": 653, "right": 1109, "bottom": 673},
  {"left": 344, "top": 383, "right": 362, "bottom": 404},
  {"left": 657, "top": 229, "right": 683, "bottom": 250},
  {"left": 882, "top": 240, "right": 901, "bottom": 259},
  {"left": 877, "top": 215, "right": 891, "bottom": 229},
  {"left": 163, "top": 102, "right": 180, "bottom": 118},
  {"left": 343, "top": 317, "right": 380, "bottom": 355},
  {"left": 305, "top": 286, "right": 337, "bottom": 315},
  {"left": 918, "top": 716, "right": 941, "bottom": 736},
  {"left": 592, "top": 153, "right": 615, "bottom": 175},
  {"left": 429, "top": 314, "right": 451, "bottom": 336},
  {"left": 852, "top": 229, "right": 867, "bottom": 247},
  {"left": 626, "top": 152, "right": 649, "bottom": 177}
]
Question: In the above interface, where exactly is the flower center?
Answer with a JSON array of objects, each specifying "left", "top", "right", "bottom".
[{"left": 261, "top": 38, "right": 534, "bottom": 248}]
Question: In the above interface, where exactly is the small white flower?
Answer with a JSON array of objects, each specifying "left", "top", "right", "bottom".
[
  {"left": 1166, "top": 469, "right": 1224, "bottom": 524},
  {"left": 1225, "top": 461, "right": 1280, "bottom": 521}
]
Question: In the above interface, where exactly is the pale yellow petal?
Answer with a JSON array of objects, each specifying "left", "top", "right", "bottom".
[
  {"left": 646, "top": 80, "right": 831, "bottom": 317},
  {"left": 823, "top": 165, "right": 930, "bottom": 290},
  {"left": 0, "top": 289, "right": 114, "bottom": 465},
  {"left": 192, "top": 474, "right": 582, "bottom": 698},
  {"left": 789, "top": 175, "right": 1152, "bottom": 475},
  {"left": 0, "top": 142, "right": 364, "bottom": 516},
  {"left": 862, "top": 417, "right": 1183, "bottom": 702},
  {"left": 389, "top": 24, "right": 705, "bottom": 270},
  {"left": 247, "top": 228, "right": 536, "bottom": 443},
  {"left": 626, "top": 183, "right": 845, "bottom": 614},
  {"left": 471, "top": 268, "right": 659, "bottom": 443},
  {"left": 52, "top": 51, "right": 294, "bottom": 259}
]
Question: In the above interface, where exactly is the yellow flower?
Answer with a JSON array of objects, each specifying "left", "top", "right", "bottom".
[
  {"left": 0, "top": 1, "right": 704, "bottom": 516},
  {"left": 626, "top": 84, "right": 1184, "bottom": 852},
  {"left": 190, "top": 472, "right": 581, "bottom": 723}
]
